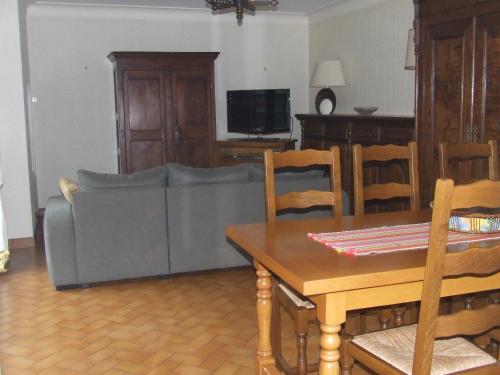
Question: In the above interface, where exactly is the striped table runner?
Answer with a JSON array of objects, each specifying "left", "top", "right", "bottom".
[{"left": 308, "top": 222, "right": 500, "bottom": 256}]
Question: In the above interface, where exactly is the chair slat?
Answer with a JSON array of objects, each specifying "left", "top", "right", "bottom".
[
  {"left": 275, "top": 191, "right": 335, "bottom": 211},
  {"left": 361, "top": 144, "right": 412, "bottom": 162},
  {"left": 439, "top": 140, "right": 498, "bottom": 180},
  {"left": 435, "top": 304, "right": 500, "bottom": 338},
  {"left": 273, "top": 149, "right": 332, "bottom": 168},
  {"left": 353, "top": 142, "right": 419, "bottom": 215},
  {"left": 265, "top": 147, "right": 343, "bottom": 222},
  {"left": 451, "top": 180, "right": 500, "bottom": 210},
  {"left": 447, "top": 143, "right": 493, "bottom": 159},
  {"left": 363, "top": 183, "right": 413, "bottom": 201},
  {"left": 443, "top": 245, "right": 500, "bottom": 277}
]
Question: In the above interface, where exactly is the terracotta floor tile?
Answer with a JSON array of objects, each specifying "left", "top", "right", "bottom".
[{"left": 0, "top": 247, "right": 373, "bottom": 375}]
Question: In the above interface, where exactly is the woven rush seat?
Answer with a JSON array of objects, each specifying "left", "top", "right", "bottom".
[
  {"left": 351, "top": 324, "right": 496, "bottom": 374},
  {"left": 278, "top": 283, "right": 315, "bottom": 309}
]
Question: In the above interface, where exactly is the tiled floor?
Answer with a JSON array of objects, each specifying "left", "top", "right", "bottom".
[{"left": 0, "top": 247, "right": 332, "bottom": 375}]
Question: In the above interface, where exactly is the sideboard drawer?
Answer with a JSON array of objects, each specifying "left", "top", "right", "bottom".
[
  {"left": 325, "top": 125, "right": 348, "bottom": 141},
  {"left": 302, "top": 138, "right": 324, "bottom": 150},
  {"left": 302, "top": 121, "right": 324, "bottom": 138},
  {"left": 380, "top": 128, "right": 414, "bottom": 145},
  {"left": 351, "top": 126, "right": 381, "bottom": 143}
]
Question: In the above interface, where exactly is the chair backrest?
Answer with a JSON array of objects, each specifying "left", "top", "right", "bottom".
[
  {"left": 264, "top": 147, "right": 343, "bottom": 223},
  {"left": 439, "top": 140, "right": 498, "bottom": 181},
  {"left": 353, "top": 142, "right": 420, "bottom": 215},
  {"left": 413, "top": 178, "right": 500, "bottom": 375}
]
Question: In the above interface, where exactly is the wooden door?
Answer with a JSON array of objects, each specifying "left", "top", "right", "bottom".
[
  {"left": 171, "top": 69, "right": 215, "bottom": 167},
  {"left": 475, "top": 12, "right": 500, "bottom": 177},
  {"left": 418, "top": 17, "right": 475, "bottom": 204},
  {"left": 122, "top": 70, "right": 168, "bottom": 172}
]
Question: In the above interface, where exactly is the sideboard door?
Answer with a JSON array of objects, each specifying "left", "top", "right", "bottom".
[
  {"left": 171, "top": 68, "right": 215, "bottom": 167},
  {"left": 418, "top": 17, "right": 474, "bottom": 204},
  {"left": 475, "top": 12, "right": 500, "bottom": 175},
  {"left": 122, "top": 70, "right": 168, "bottom": 172}
]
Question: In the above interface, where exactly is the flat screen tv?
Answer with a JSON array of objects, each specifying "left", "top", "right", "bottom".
[{"left": 227, "top": 89, "right": 291, "bottom": 134}]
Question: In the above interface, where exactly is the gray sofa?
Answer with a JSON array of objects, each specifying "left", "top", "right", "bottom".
[{"left": 44, "top": 163, "right": 349, "bottom": 290}]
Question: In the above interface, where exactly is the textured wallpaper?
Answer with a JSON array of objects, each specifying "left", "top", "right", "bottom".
[{"left": 309, "top": 0, "right": 415, "bottom": 116}]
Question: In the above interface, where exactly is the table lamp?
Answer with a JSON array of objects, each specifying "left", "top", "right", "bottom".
[{"left": 311, "top": 60, "right": 346, "bottom": 115}]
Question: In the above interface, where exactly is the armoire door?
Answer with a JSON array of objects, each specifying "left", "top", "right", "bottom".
[
  {"left": 122, "top": 70, "right": 169, "bottom": 172},
  {"left": 171, "top": 69, "right": 215, "bottom": 167},
  {"left": 418, "top": 17, "right": 475, "bottom": 204},
  {"left": 475, "top": 12, "right": 500, "bottom": 173}
]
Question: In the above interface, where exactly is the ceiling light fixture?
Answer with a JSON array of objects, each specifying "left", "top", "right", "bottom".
[{"left": 206, "top": 0, "right": 279, "bottom": 25}]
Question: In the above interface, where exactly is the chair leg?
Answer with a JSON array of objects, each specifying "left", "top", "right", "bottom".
[
  {"left": 487, "top": 339, "right": 499, "bottom": 359},
  {"left": 344, "top": 311, "right": 361, "bottom": 336},
  {"left": 295, "top": 309, "right": 310, "bottom": 375},
  {"left": 487, "top": 293, "right": 500, "bottom": 359},
  {"left": 339, "top": 334, "right": 354, "bottom": 375},
  {"left": 392, "top": 305, "right": 406, "bottom": 327},
  {"left": 378, "top": 308, "right": 392, "bottom": 330}
]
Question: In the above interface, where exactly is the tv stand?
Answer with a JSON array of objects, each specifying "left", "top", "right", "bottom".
[{"left": 216, "top": 138, "right": 297, "bottom": 166}]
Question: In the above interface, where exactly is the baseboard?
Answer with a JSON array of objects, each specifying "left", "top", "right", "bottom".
[{"left": 8, "top": 237, "right": 35, "bottom": 249}]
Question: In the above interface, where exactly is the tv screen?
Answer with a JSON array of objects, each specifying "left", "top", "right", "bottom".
[{"left": 227, "top": 89, "right": 291, "bottom": 134}]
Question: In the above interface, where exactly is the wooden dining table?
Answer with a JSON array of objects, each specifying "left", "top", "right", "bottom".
[{"left": 226, "top": 209, "right": 500, "bottom": 375}]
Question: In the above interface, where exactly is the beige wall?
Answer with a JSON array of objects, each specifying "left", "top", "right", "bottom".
[
  {"left": 0, "top": 0, "right": 34, "bottom": 238},
  {"left": 309, "top": 0, "right": 415, "bottom": 115},
  {"left": 27, "top": 5, "right": 310, "bottom": 205}
]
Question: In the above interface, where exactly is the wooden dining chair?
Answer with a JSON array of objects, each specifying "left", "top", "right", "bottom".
[
  {"left": 353, "top": 141, "right": 420, "bottom": 216},
  {"left": 439, "top": 140, "right": 499, "bottom": 350},
  {"left": 439, "top": 140, "right": 498, "bottom": 181},
  {"left": 353, "top": 142, "right": 420, "bottom": 331},
  {"left": 264, "top": 147, "right": 344, "bottom": 375},
  {"left": 340, "top": 178, "right": 500, "bottom": 375}
]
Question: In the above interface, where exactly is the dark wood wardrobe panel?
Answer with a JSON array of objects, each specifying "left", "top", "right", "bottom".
[
  {"left": 123, "top": 70, "right": 166, "bottom": 172},
  {"left": 172, "top": 69, "right": 213, "bottom": 167},
  {"left": 109, "top": 52, "right": 219, "bottom": 173},
  {"left": 415, "top": 0, "right": 500, "bottom": 205}
]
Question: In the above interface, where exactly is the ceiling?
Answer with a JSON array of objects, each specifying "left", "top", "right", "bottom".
[{"left": 26, "top": 0, "right": 345, "bottom": 14}]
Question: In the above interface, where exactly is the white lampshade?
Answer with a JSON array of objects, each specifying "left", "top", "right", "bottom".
[
  {"left": 311, "top": 60, "right": 346, "bottom": 88},
  {"left": 405, "top": 29, "right": 416, "bottom": 70}
]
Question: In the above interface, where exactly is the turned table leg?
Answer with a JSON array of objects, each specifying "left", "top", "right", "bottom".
[
  {"left": 255, "top": 261, "right": 276, "bottom": 375},
  {"left": 312, "top": 293, "right": 347, "bottom": 375}
]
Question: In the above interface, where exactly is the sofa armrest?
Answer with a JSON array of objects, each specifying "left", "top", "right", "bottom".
[
  {"left": 71, "top": 187, "right": 170, "bottom": 284},
  {"left": 44, "top": 196, "right": 79, "bottom": 288}
]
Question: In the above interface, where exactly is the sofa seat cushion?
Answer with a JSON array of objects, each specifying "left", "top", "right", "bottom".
[
  {"left": 167, "top": 163, "right": 249, "bottom": 187},
  {"left": 351, "top": 324, "right": 496, "bottom": 374},
  {"left": 77, "top": 167, "right": 167, "bottom": 191}
]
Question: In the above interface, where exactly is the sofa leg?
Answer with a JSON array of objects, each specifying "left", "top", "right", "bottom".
[
  {"left": 158, "top": 274, "right": 169, "bottom": 280},
  {"left": 80, "top": 283, "right": 91, "bottom": 289}
]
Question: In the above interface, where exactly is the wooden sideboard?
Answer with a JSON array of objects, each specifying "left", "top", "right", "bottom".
[
  {"left": 296, "top": 114, "right": 415, "bottom": 213},
  {"left": 216, "top": 138, "right": 296, "bottom": 166}
]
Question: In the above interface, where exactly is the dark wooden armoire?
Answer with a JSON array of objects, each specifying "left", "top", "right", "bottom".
[
  {"left": 108, "top": 52, "right": 219, "bottom": 173},
  {"left": 415, "top": 0, "right": 500, "bottom": 206}
]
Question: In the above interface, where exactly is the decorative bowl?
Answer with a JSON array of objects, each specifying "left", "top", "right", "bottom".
[
  {"left": 354, "top": 107, "right": 378, "bottom": 116},
  {"left": 448, "top": 206, "right": 500, "bottom": 234}
]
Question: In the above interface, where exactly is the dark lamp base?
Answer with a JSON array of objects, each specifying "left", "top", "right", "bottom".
[{"left": 315, "top": 88, "right": 337, "bottom": 115}]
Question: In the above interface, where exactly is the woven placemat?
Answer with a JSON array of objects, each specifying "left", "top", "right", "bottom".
[{"left": 308, "top": 222, "right": 500, "bottom": 256}]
